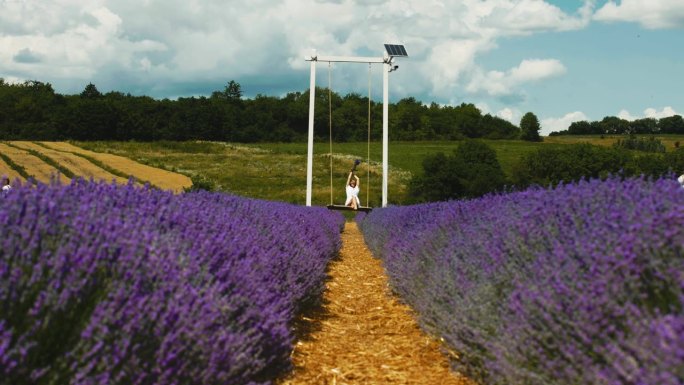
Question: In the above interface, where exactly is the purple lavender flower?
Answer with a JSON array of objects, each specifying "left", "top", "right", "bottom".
[
  {"left": 0, "top": 179, "right": 343, "bottom": 384},
  {"left": 359, "top": 176, "right": 684, "bottom": 385}
]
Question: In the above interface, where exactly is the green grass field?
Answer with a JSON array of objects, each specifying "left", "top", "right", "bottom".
[
  {"left": 75, "top": 135, "right": 684, "bottom": 205},
  {"left": 76, "top": 140, "right": 557, "bottom": 205},
  {"left": 249, "top": 140, "right": 567, "bottom": 176}
]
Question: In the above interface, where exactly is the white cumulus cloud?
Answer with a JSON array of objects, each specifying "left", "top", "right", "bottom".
[
  {"left": 0, "top": 0, "right": 590, "bottom": 99},
  {"left": 541, "top": 111, "right": 589, "bottom": 135},
  {"left": 466, "top": 59, "right": 567, "bottom": 97},
  {"left": 481, "top": 0, "right": 594, "bottom": 33},
  {"left": 618, "top": 106, "right": 680, "bottom": 121},
  {"left": 594, "top": 0, "right": 684, "bottom": 29},
  {"left": 496, "top": 107, "right": 520, "bottom": 123}
]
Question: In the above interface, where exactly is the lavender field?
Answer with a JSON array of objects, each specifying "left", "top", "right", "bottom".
[
  {"left": 359, "top": 176, "right": 683, "bottom": 385},
  {"left": 0, "top": 179, "right": 343, "bottom": 385}
]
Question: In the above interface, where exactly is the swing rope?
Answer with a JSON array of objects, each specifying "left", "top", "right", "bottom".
[
  {"left": 326, "top": 61, "right": 373, "bottom": 208},
  {"left": 367, "top": 62, "right": 371, "bottom": 207},
  {"left": 328, "top": 62, "right": 333, "bottom": 206}
]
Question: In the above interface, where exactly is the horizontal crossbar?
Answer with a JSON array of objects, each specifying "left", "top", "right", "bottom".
[{"left": 306, "top": 55, "right": 386, "bottom": 64}]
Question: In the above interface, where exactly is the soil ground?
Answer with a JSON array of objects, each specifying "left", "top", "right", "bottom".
[{"left": 278, "top": 222, "right": 473, "bottom": 385}]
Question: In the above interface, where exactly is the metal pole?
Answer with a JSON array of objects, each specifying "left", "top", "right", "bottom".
[
  {"left": 382, "top": 58, "right": 389, "bottom": 207},
  {"left": 306, "top": 55, "right": 316, "bottom": 206}
]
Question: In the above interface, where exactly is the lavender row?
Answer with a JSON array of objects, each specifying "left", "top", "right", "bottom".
[
  {"left": 0, "top": 180, "right": 343, "bottom": 385},
  {"left": 359, "top": 177, "right": 683, "bottom": 385}
]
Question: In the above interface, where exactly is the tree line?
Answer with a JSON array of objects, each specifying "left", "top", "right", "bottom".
[
  {"left": 550, "top": 115, "right": 684, "bottom": 136},
  {"left": 0, "top": 79, "right": 526, "bottom": 142}
]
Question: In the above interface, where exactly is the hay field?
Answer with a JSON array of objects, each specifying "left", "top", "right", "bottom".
[
  {"left": 0, "top": 143, "right": 70, "bottom": 185},
  {"left": 12, "top": 141, "right": 130, "bottom": 185},
  {"left": 0, "top": 156, "right": 24, "bottom": 183},
  {"left": 42, "top": 142, "right": 192, "bottom": 193}
]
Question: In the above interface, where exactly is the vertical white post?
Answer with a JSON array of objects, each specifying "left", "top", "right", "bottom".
[
  {"left": 382, "top": 59, "right": 389, "bottom": 207},
  {"left": 306, "top": 55, "right": 316, "bottom": 206}
]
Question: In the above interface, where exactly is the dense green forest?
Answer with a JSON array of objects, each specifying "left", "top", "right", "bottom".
[
  {"left": 0, "top": 79, "right": 522, "bottom": 142},
  {"left": 4, "top": 78, "right": 681, "bottom": 142}
]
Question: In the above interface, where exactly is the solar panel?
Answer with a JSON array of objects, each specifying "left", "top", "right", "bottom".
[{"left": 384, "top": 44, "right": 408, "bottom": 57}]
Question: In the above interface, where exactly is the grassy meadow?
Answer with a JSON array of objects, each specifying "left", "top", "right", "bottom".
[
  {"left": 75, "top": 139, "right": 568, "bottom": 206},
  {"left": 1, "top": 133, "right": 683, "bottom": 207},
  {"left": 74, "top": 135, "right": 684, "bottom": 205},
  {"left": 249, "top": 140, "right": 564, "bottom": 177}
]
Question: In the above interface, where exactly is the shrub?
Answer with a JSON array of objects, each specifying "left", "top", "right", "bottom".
[
  {"left": 359, "top": 176, "right": 683, "bottom": 385},
  {"left": 665, "top": 147, "right": 684, "bottom": 175},
  {"left": 624, "top": 153, "right": 670, "bottom": 178},
  {"left": 185, "top": 173, "right": 216, "bottom": 192},
  {"left": 613, "top": 136, "right": 666, "bottom": 153},
  {"left": 511, "top": 143, "right": 631, "bottom": 187},
  {"left": 409, "top": 140, "right": 506, "bottom": 202}
]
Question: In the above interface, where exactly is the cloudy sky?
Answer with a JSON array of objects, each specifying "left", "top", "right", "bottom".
[{"left": 1, "top": 0, "right": 683, "bottom": 135}]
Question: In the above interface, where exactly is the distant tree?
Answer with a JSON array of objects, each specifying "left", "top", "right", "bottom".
[
  {"left": 393, "top": 97, "right": 426, "bottom": 140},
  {"left": 567, "top": 120, "right": 591, "bottom": 135},
  {"left": 629, "top": 118, "right": 658, "bottom": 134},
  {"left": 520, "top": 112, "right": 542, "bottom": 141},
  {"left": 658, "top": 115, "right": 684, "bottom": 134},
  {"left": 211, "top": 80, "right": 243, "bottom": 103},
  {"left": 409, "top": 140, "right": 506, "bottom": 202},
  {"left": 455, "top": 103, "right": 483, "bottom": 138},
  {"left": 589, "top": 120, "right": 603, "bottom": 134},
  {"left": 480, "top": 113, "right": 520, "bottom": 139},
  {"left": 599, "top": 116, "right": 630, "bottom": 135},
  {"left": 80, "top": 83, "right": 102, "bottom": 99}
]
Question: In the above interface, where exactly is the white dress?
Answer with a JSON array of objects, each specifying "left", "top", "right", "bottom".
[
  {"left": 678, "top": 174, "right": 684, "bottom": 188},
  {"left": 345, "top": 184, "right": 360, "bottom": 206}
]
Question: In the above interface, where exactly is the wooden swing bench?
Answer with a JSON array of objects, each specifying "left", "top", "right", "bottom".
[{"left": 326, "top": 204, "right": 373, "bottom": 213}]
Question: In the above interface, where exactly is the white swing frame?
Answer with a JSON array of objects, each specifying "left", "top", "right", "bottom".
[{"left": 305, "top": 49, "right": 401, "bottom": 208}]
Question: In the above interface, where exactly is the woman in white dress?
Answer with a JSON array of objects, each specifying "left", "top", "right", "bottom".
[
  {"left": 2, "top": 177, "right": 10, "bottom": 193},
  {"left": 345, "top": 171, "right": 360, "bottom": 210}
]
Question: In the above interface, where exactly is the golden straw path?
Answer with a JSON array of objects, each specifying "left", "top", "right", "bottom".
[{"left": 279, "top": 222, "right": 473, "bottom": 385}]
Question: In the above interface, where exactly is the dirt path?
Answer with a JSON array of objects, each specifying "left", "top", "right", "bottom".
[{"left": 279, "top": 222, "right": 472, "bottom": 385}]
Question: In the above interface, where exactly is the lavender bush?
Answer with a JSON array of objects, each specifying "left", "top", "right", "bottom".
[
  {"left": 0, "top": 179, "right": 343, "bottom": 385},
  {"left": 359, "top": 176, "right": 683, "bottom": 385}
]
